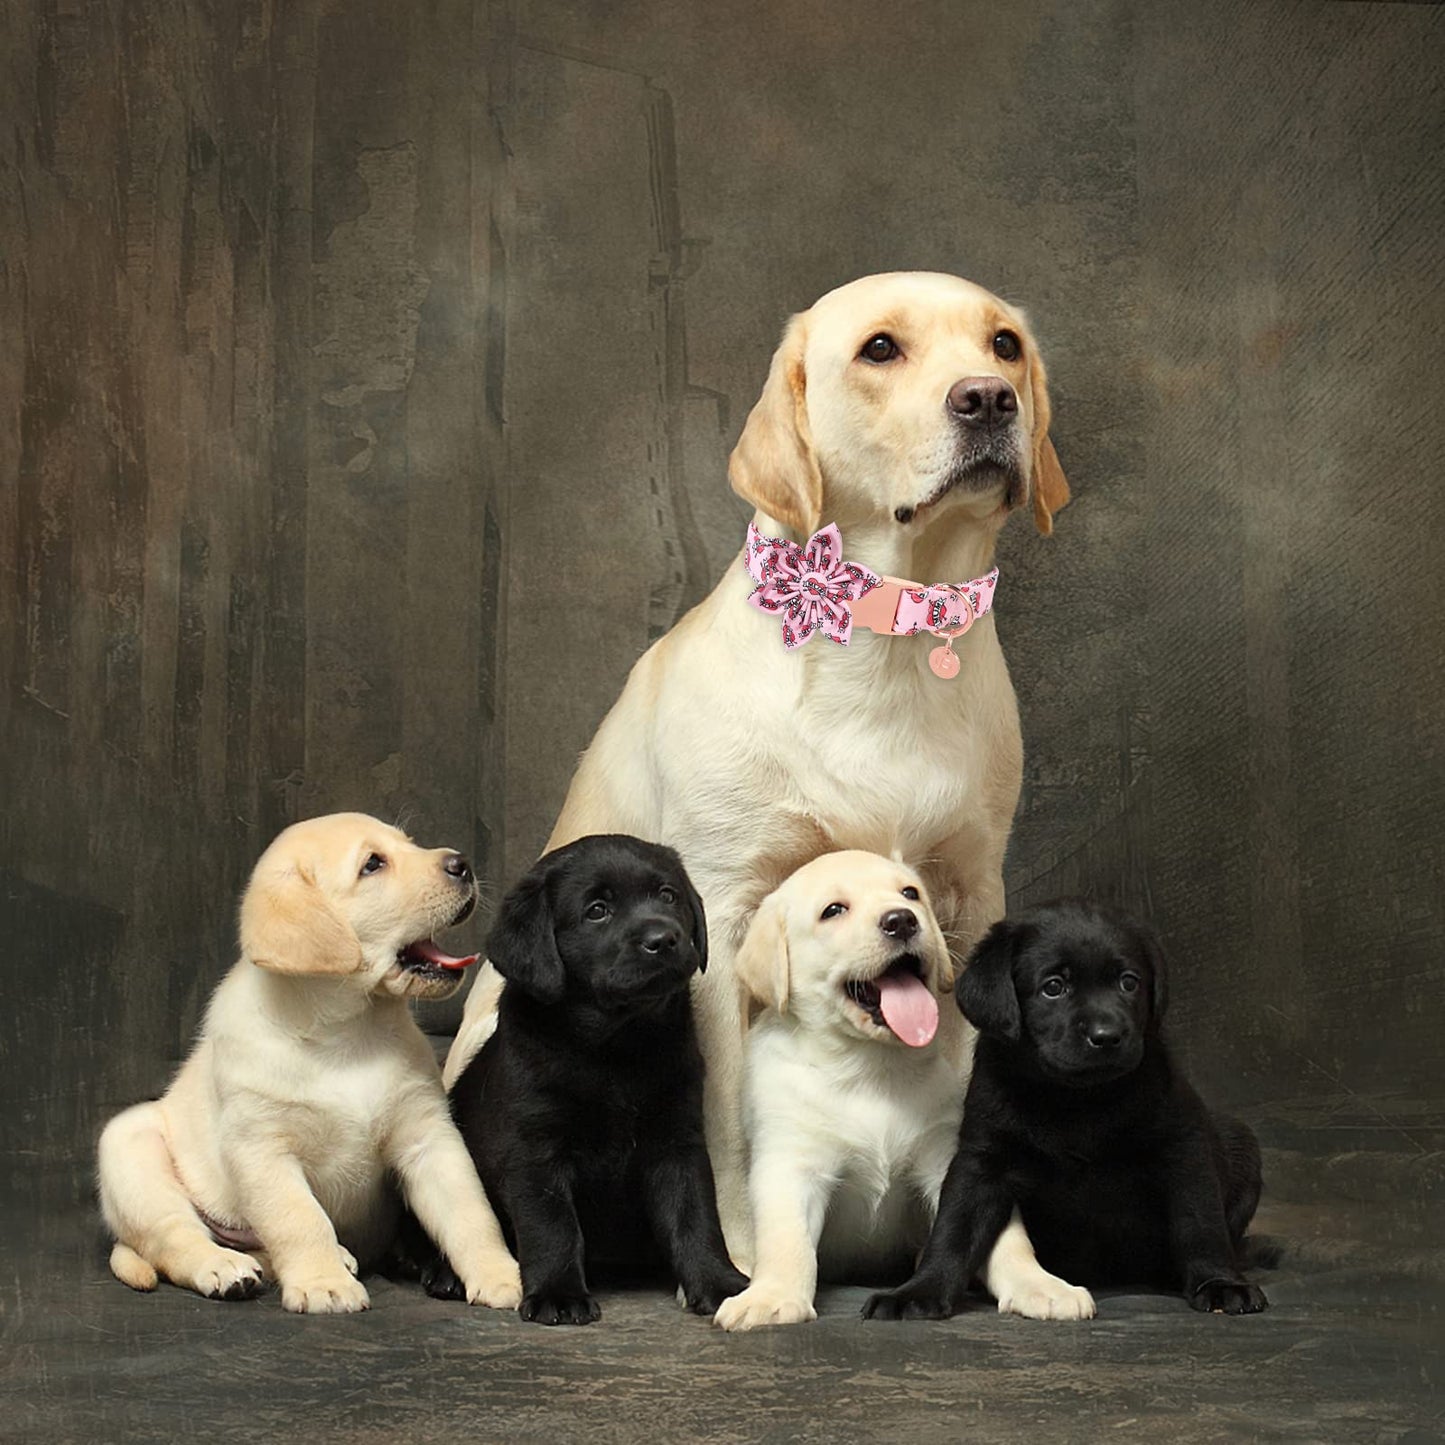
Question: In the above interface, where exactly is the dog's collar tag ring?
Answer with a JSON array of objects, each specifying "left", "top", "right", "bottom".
[{"left": 928, "top": 591, "right": 974, "bottom": 680}]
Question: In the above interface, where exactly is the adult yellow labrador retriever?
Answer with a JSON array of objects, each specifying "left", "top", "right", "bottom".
[{"left": 449, "top": 272, "right": 1088, "bottom": 1318}]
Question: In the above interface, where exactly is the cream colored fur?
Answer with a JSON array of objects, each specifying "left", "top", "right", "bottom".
[
  {"left": 447, "top": 271, "right": 1087, "bottom": 1320},
  {"left": 98, "top": 813, "right": 521, "bottom": 1314}
]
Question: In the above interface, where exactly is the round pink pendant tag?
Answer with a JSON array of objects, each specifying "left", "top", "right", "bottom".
[{"left": 929, "top": 645, "right": 960, "bottom": 679}]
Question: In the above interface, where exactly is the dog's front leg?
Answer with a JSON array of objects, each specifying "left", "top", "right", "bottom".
[
  {"left": 981, "top": 1209, "right": 1096, "bottom": 1320},
  {"left": 385, "top": 1102, "right": 521, "bottom": 1310},
  {"left": 1165, "top": 1131, "right": 1268, "bottom": 1315},
  {"left": 506, "top": 1166, "right": 599, "bottom": 1326},
  {"left": 864, "top": 1146, "right": 1011, "bottom": 1320},
  {"left": 641, "top": 1139, "right": 749, "bottom": 1316},
  {"left": 694, "top": 956, "right": 754, "bottom": 1269},
  {"left": 224, "top": 1140, "right": 368, "bottom": 1314},
  {"left": 712, "top": 1149, "right": 830, "bottom": 1331}
]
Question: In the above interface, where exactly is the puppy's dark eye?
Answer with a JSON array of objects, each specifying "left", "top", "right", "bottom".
[
  {"left": 1039, "top": 976, "right": 1067, "bottom": 999},
  {"left": 860, "top": 333, "right": 900, "bottom": 364},
  {"left": 900, "top": 886, "right": 920, "bottom": 901},
  {"left": 360, "top": 853, "right": 386, "bottom": 877},
  {"left": 658, "top": 886, "right": 678, "bottom": 905},
  {"left": 584, "top": 900, "right": 611, "bottom": 922},
  {"left": 820, "top": 901, "right": 849, "bottom": 921},
  {"left": 1119, "top": 972, "right": 1140, "bottom": 994},
  {"left": 992, "top": 330, "right": 1021, "bottom": 362}
]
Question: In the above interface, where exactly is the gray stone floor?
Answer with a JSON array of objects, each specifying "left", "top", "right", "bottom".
[{"left": 4, "top": 1185, "right": 1439, "bottom": 1445}]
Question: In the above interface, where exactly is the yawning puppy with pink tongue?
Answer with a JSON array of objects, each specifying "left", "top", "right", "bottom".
[{"left": 716, "top": 851, "right": 965, "bottom": 1331}]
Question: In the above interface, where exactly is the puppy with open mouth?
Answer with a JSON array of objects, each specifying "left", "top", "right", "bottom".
[
  {"left": 97, "top": 813, "right": 521, "bottom": 1313},
  {"left": 713, "top": 851, "right": 966, "bottom": 1332}
]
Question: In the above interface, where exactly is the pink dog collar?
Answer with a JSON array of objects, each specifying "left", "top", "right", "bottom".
[{"left": 742, "top": 522, "right": 999, "bottom": 679}]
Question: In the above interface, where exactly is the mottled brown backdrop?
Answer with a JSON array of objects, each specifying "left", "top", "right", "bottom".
[{"left": 3, "top": 1, "right": 1441, "bottom": 1225}]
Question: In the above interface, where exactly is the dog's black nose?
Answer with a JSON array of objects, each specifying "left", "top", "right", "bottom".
[
  {"left": 1085, "top": 1021, "right": 1123, "bottom": 1050},
  {"left": 443, "top": 853, "right": 472, "bottom": 882},
  {"left": 879, "top": 908, "right": 919, "bottom": 941},
  {"left": 639, "top": 925, "right": 680, "bottom": 955},
  {"left": 946, "top": 377, "right": 1018, "bottom": 428}
]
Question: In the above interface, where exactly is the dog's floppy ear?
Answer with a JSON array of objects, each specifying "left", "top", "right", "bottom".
[
  {"left": 486, "top": 856, "right": 565, "bottom": 1005},
  {"left": 956, "top": 919, "right": 1025, "bottom": 1041},
  {"left": 728, "top": 314, "right": 823, "bottom": 537},
  {"left": 1026, "top": 346, "right": 1070, "bottom": 536},
  {"left": 734, "top": 891, "right": 790, "bottom": 1018},
  {"left": 675, "top": 861, "right": 709, "bottom": 974},
  {"left": 240, "top": 862, "right": 362, "bottom": 976},
  {"left": 1133, "top": 919, "right": 1169, "bottom": 1027}
]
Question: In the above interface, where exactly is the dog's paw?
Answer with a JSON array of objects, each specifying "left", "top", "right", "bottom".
[
  {"left": 681, "top": 1266, "right": 750, "bottom": 1316},
  {"left": 995, "top": 1271, "right": 1095, "bottom": 1321},
  {"left": 338, "top": 1246, "right": 359, "bottom": 1277},
  {"left": 861, "top": 1282, "right": 965, "bottom": 1322},
  {"left": 422, "top": 1254, "right": 466, "bottom": 1302},
  {"left": 464, "top": 1254, "right": 524, "bottom": 1310},
  {"left": 713, "top": 1284, "right": 816, "bottom": 1332},
  {"left": 519, "top": 1290, "right": 601, "bottom": 1326},
  {"left": 281, "top": 1271, "right": 371, "bottom": 1314},
  {"left": 194, "top": 1249, "right": 265, "bottom": 1302},
  {"left": 1190, "top": 1278, "right": 1268, "bottom": 1315}
]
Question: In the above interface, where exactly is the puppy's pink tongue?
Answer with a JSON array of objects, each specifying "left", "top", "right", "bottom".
[
  {"left": 408, "top": 939, "right": 479, "bottom": 972},
  {"left": 877, "top": 970, "right": 939, "bottom": 1048}
]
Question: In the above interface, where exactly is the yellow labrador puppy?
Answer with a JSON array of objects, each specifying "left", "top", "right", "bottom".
[
  {"left": 449, "top": 272, "right": 1084, "bottom": 1318},
  {"left": 715, "top": 852, "right": 969, "bottom": 1331},
  {"left": 98, "top": 813, "right": 522, "bottom": 1314}
]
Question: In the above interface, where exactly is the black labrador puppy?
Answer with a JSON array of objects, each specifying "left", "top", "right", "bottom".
[
  {"left": 433, "top": 834, "right": 747, "bottom": 1325},
  {"left": 864, "top": 899, "right": 1267, "bottom": 1320}
]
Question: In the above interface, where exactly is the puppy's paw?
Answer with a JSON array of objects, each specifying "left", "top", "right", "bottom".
[
  {"left": 194, "top": 1249, "right": 265, "bottom": 1302},
  {"left": 422, "top": 1254, "right": 466, "bottom": 1302},
  {"left": 519, "top": 1290, "right": 601, "bottom": 1326},
  {"left": 995, "top": 1271, "right": 1095, "bottom": 1321},
  {"left": 1190, "top": 1278, "right": 1268, "bottom": 1315},
  {"left": 713, "top": 1284, "right": 816, "bottom": 1332},
  {"left": 464, "top": 1254, "right": 524, "bottom": 1310},
  {"left": 281, "top": 1271, "right": 371, "bottom": 1314},
  {"left": 861, "top": 1281, "right": 966, "bottom": 1322},
  {"left": 681, "top": 1265, "right": 750, "bottom": 1316}
]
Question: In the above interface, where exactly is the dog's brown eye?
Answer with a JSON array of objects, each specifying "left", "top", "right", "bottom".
[
  {"left": 820, "top": 901, "right": 848, "bottom": 921},
  {"left": 658, "top": 886, "right": 678, "bottom": 905},
  {"left": 1039, "top": 976, "right": 1067, "bottom": 999},
  {"left": 360, "top": 853, "right": 386, "bottom": 877},
  {"left": 860, "top": 334, "right": 899, "bottom": 364},
  {"left": 901, "top": 886, "right": 920, "bottom": 901},
  {"left": 584, "top": 900, "right": 610, "bottom": 922},
  {"left": 1119, "top": 972, "right": 1140, "bottom": 994},
  {"left": 992, "top": 330, "right": 1021, "bottom": 363}
]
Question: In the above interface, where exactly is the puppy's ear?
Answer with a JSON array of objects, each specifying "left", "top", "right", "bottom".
[
  {"left": 677, "top": 864, "right": 709, "bottom": 974},
  {"left": 486, "top": 859, "right": 564, "bottom": 1005},
  {"left": 1027, "top": 347, "right": 1070, "bottom": 536},
  {"left": 1134, "top": 920, "right": 1169, "bottom": 1027},
  {"left": 240, "top": 863, "right": 362, "bottom": 976},
  {"left": 728, "top": 315, "right": 823, "bottom": 537},
  {"left": 734, "top": 892, "right": 790, "bottom": 1017},
  {"left": 955, "top": 919, "right": 1025, "bottom": 1041}
]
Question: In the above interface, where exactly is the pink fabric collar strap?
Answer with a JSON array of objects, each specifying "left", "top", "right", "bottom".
[{"left": 742, "top": 522, "right": 999, "bottom": 677}]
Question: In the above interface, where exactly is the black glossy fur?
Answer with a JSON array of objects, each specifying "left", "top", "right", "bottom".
[
  {"left": 864, "top": 899, "right": 1267, "bottom": 1320},
  {"left": 433, "top": 834, "right": 746, "bottom": 1325}
]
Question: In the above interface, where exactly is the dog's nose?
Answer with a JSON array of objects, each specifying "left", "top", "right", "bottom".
[
  {"left": 946, "top": 377, "right": 1018, "bottom": 429},
  {"left": 639, "top": 925, "right": 680, "bottom": 955},
  {"left": 1085, "top": 1021, "right": 1123, "bottom": 1050},
  {"left": 443, "top": 853, "right": 472, "bottom": 882},
  {"left": 879, "top": 908, "right": 919, "bottom": 942}
]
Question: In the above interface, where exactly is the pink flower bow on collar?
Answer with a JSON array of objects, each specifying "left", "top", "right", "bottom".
[{"left": 743, "top": 522, "right": 882, "bottom": 648}]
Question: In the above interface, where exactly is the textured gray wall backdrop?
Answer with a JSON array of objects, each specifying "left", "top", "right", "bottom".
[{"left": 2, "top": 0, "right": 1441, "bottom": 1228}]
